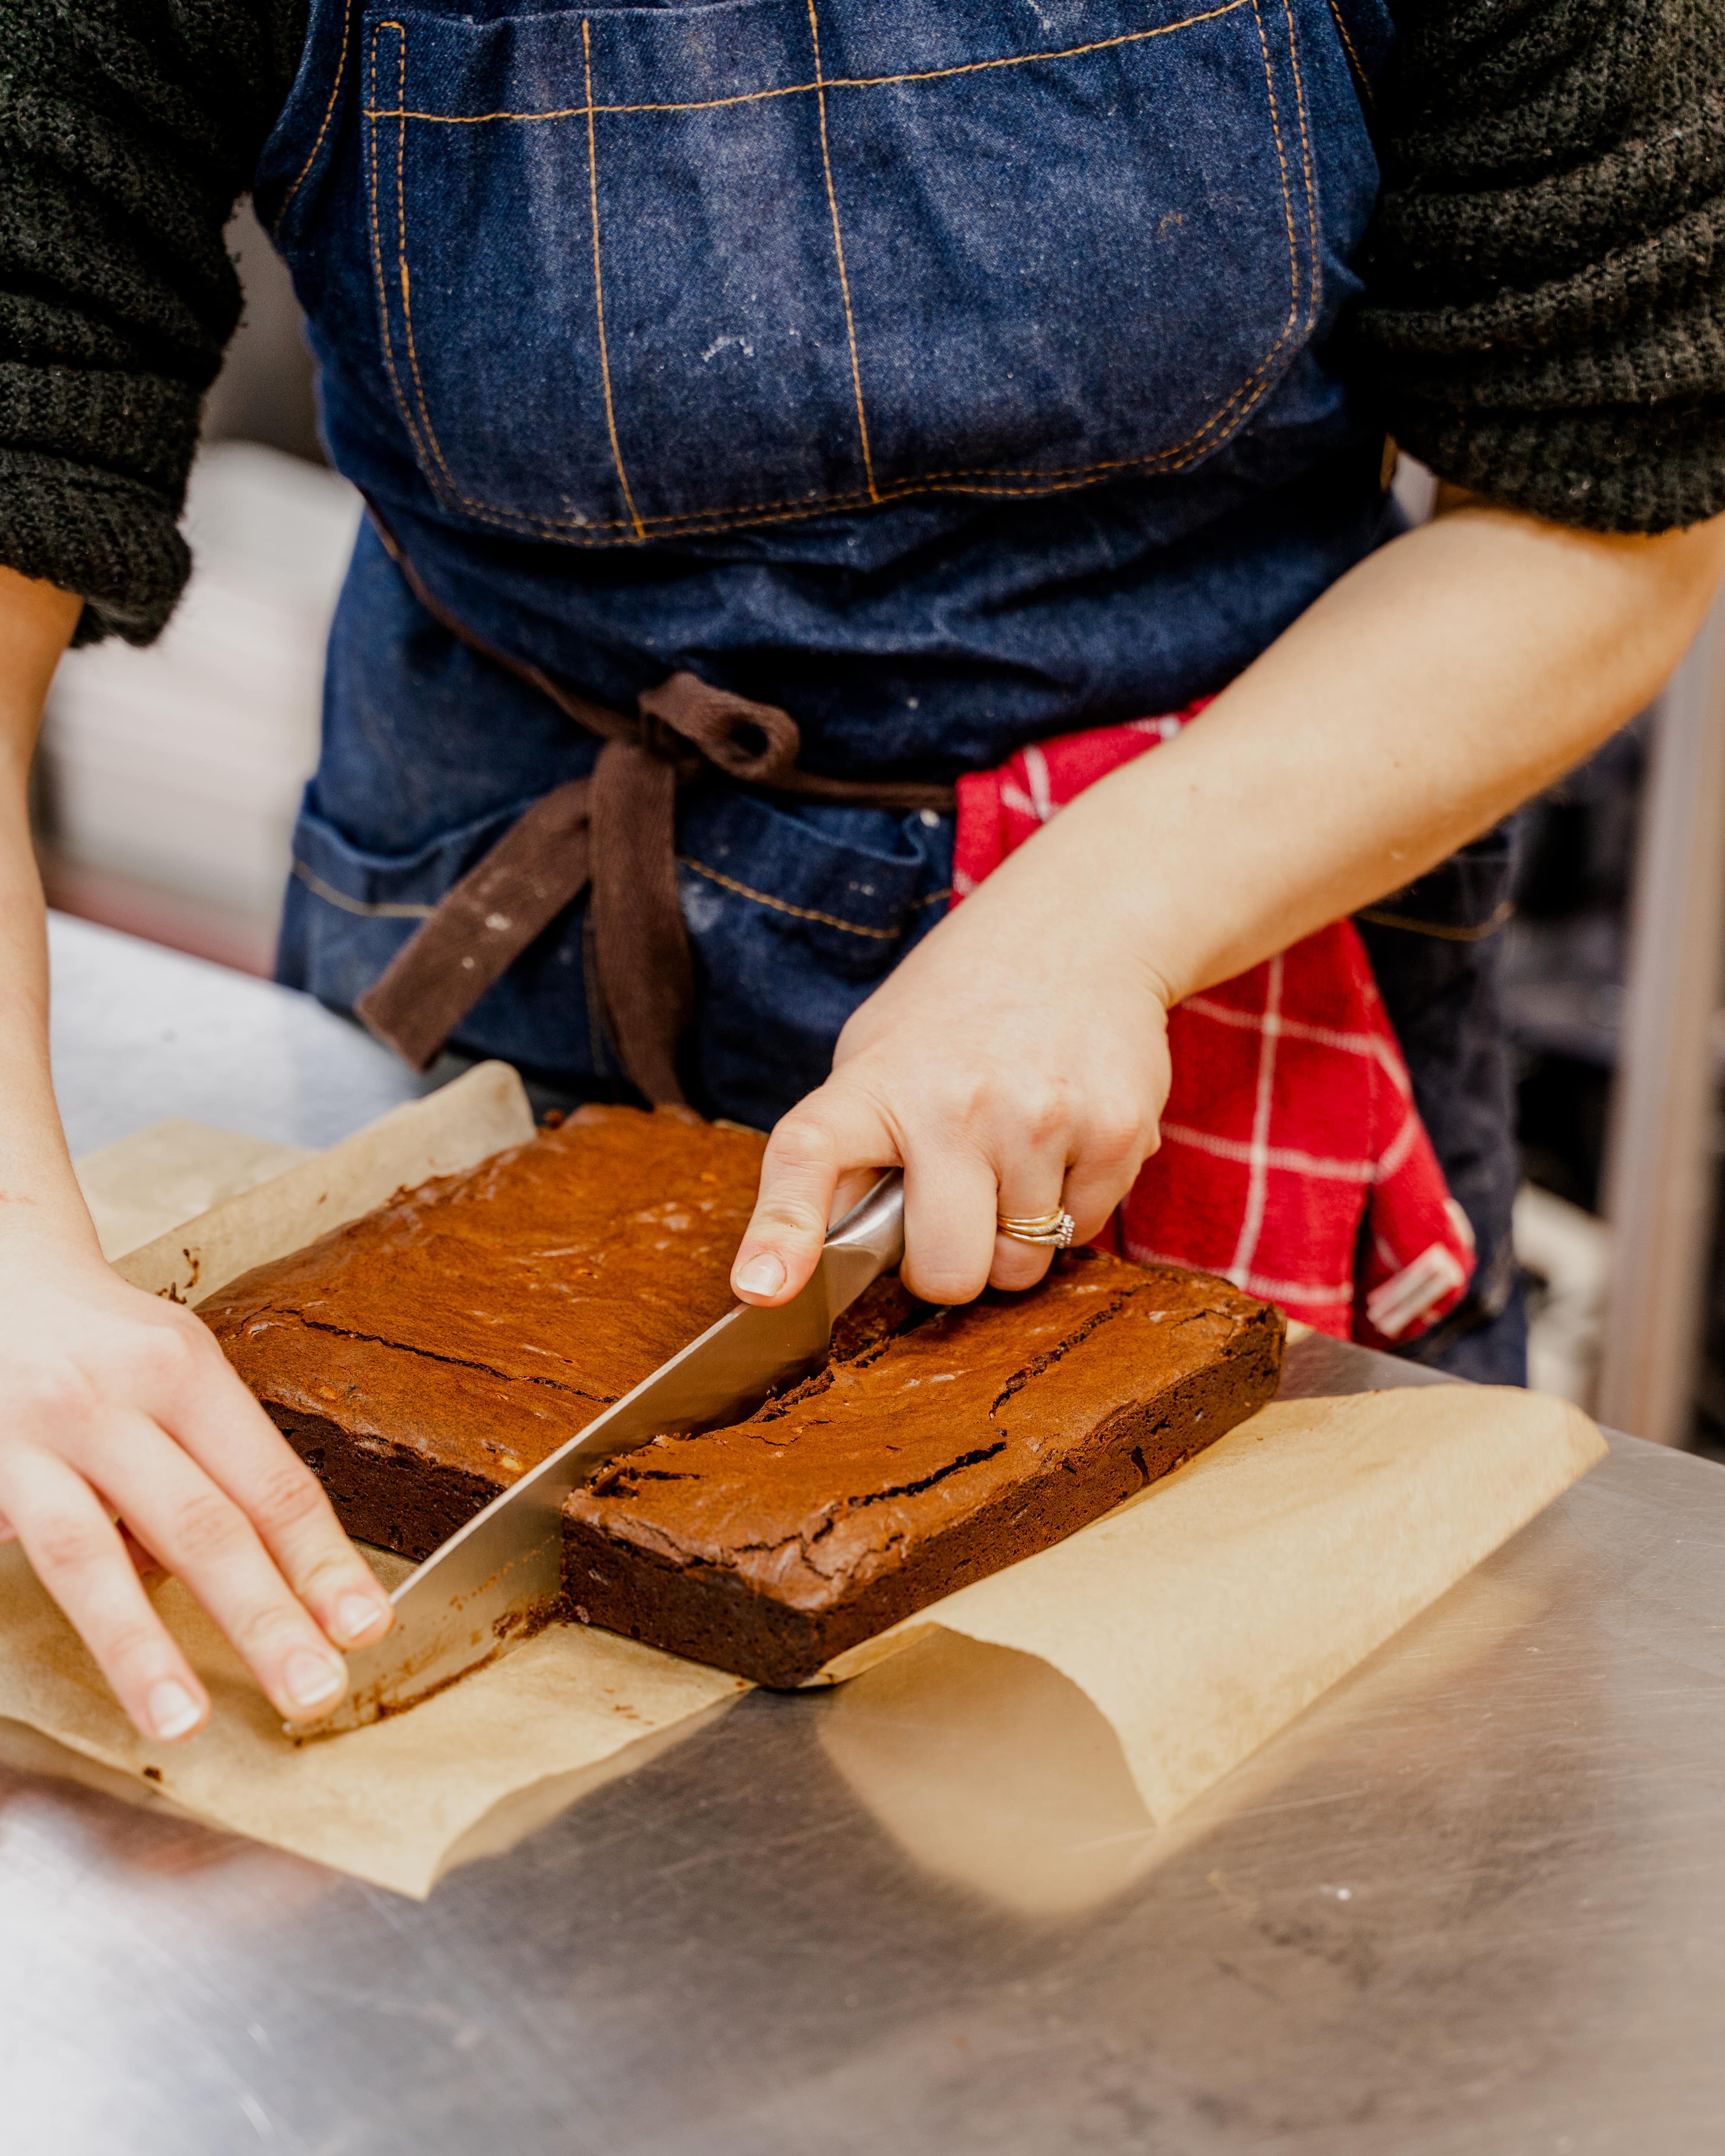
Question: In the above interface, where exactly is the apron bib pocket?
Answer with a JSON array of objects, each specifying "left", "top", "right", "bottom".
[{"left": 359, "top": 0, "right": 1320, "bottom": 544}]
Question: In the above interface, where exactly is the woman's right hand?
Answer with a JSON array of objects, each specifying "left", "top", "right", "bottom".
[
  {"left": 0, "top": 565, "right": 392, "bottom": 1740},
  {"left": 0, "top": 1236, "right": 395, "bottom": 1741}
]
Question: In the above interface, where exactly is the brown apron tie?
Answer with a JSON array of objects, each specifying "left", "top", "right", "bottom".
[{"left": 352, "top": 516, "right": 954, "bottom": 1104}]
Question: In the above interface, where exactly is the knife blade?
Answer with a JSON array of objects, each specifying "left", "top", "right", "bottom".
[{"left": 298, "top": 1170, "right": 906, "bottom": 1735}]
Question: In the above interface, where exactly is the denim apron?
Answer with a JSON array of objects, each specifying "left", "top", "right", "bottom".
[{"left": 253, "top": 0, "right": 1523, "bottom": 1378}]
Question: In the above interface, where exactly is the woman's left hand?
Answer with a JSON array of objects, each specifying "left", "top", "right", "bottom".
[{"left": 729, "top": 844, "right": 1171, "bottom": 1306}]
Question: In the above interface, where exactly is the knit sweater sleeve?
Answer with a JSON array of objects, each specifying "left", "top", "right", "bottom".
[
  {"left": 1358, "top": 0, "right": 1725, "bottom": 534},
  {"left": 0, "top": 0, "right": 304, "bottom": 644},
  {"left": 4, "top": 3, "right": 1722, "bottom": 651}
]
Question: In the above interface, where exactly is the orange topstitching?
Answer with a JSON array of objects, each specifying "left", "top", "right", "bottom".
[{"left": 361, "top": 0, "right": 1316, "bottom": 542}]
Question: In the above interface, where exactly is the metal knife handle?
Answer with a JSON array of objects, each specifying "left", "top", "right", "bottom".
[{"left": 819, "top": 1171, "right": 906, "bottom": 1320}]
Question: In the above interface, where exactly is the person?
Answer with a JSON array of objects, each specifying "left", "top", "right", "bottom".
[{"left": 2, "top": 0, "right": 1722, "bottom": 1743}]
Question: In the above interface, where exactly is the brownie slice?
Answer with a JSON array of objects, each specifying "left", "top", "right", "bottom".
[
  {"left": 562, "top": 1250, "right": 1283, "bottom": 1687},
  {"left": 199, "top": 1105, "right": 766, "bottom": 1559}
]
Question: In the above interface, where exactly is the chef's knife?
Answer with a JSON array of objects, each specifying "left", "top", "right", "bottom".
[{"left": 299, "top": 1171, "right": 906, "bottom": 1735}]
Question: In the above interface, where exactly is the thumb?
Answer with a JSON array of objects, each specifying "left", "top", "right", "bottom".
[{"left": 732, "top": 1083, "right": 899, "bottom": 1305}]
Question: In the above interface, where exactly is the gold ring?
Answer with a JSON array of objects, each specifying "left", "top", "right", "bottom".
[{"left": 996, "top": 1208, "right": 1077, "bottom": 1250}]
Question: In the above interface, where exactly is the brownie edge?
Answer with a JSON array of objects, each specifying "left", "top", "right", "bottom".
[
  {"left": 561, "top": 1256, "right": 1284, "bottom": 1688},
  {"left": 200, "top": 1105, "right": 768, "bottom": 1562}
]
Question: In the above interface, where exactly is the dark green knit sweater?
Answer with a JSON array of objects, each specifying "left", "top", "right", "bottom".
[{"left": 3, "top": 0, "right": 1723, "bottom": 645}]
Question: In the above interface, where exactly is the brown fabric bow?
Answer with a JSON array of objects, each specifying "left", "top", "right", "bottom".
[{"left": 352, "top": 520, "right": 954, "bottom": 1106}]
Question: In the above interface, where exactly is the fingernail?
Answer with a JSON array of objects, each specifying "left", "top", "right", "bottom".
[
  {"left": 147, "top": 1680, "right": 203, "bottom": 1741},
  {"left": 332, "top": 1590, "right": 389, "bottom": 1646},
  {"left": 734, "top": 1252, "right": 786, "bottom": 1298},
  {"left": 283, "top": 1649, "right": 345, "bottom": 1712}
]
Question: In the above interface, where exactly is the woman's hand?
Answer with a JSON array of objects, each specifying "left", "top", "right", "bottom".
[
  {"left": 730, "top": 847, "right": 1173, "bottom": 1306},
  {"left": 731, "top": 495, "right": 1725, "bottom": 1312},
  {"left": 0, "top": 565, "right": 390, "bottom": 1742},
  {"left": 0, "top": 1237, "right": 395, "bottom": 1741}
]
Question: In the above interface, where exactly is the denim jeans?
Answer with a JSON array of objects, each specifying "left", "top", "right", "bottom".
[{"left": 1357, "top": 823, "right": 1529, "bottom": 1384}]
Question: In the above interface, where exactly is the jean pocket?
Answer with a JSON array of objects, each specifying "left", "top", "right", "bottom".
[
  {"left": 279, "top": 783, "right": 953, "bottom": 1113},
  {"left": 1356, "top": 819, "right": 1521, "bottom": 942},
  {"left": 279, "top": 792, "right": 605, "bottom": 1084},
  {"left": 278, "top": 790, "right": 519, "bottom": 1001},
  {"left": 359, "top": 0, "right": 1321, "bottom": 545},
  {"left": 676, "top": 787, "right": 952, "bottom": 1120}
]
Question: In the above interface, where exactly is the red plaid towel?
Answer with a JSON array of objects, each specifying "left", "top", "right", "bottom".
[{"left": 951, "top": 706, "right": 1475, "bottom": 1346}]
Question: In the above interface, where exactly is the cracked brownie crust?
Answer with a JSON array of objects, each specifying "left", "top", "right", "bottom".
[
  {"left": 563, "top": 1250, "right": 1283, "bottom": 1688},
  {"left": 198, "top": 1106, "right": 767, "bottom": 1560},
  {"left": 203, "top": 1109, "right": 1281, "bottom": 1689}
]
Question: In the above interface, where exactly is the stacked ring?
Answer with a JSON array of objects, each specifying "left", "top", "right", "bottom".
[{"left": 996, "top": 1207, "right": 1077, "bottom": 1250}]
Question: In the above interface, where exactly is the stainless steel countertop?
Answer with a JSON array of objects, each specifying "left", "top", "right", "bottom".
[
  {"left": 46, "top": 913, "right": 434, "bottom": 1153},
  {"left": 6, "top": 918, "right": 1724, "bottom": 2155}
]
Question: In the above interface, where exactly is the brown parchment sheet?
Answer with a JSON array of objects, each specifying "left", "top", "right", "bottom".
[
  {"left": 74, "top": 1120, "right": 310, "bottom": 1260},
  {"left": 111, "top": 1059, "right": 535, "bottom": 1306},
  {"left": 0, "top": 1073, "right": 1604, "bottom": 1897},
  {"left": 0, "top": 1548, "right": 747, "bottom": 1898},
  {"left": 815, "top": 1385, "right": 1606, "bottom": 1824}
]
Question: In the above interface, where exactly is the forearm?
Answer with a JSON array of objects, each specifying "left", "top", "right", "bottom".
[
  {"left": 0, "top": 566, "right": 98, "bottom": 1250},
  {"left": 987, "top": 497, "right": 1725, "bottom": 1006},
  {"left": 0, "top": 566, "right": 396, "bottom": 1735}
]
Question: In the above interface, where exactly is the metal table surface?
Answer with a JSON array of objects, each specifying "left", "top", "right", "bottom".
[{"left": 6, "top": 917, "right": 1725, "bottom": 2156}]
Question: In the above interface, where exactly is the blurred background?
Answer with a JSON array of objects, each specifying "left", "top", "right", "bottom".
[
  {"left": 30, "top": 204, "right": 1725, "bottom": 1453},
  {"left": 31, "top": 205, "right": 354, "bottom": 978}
]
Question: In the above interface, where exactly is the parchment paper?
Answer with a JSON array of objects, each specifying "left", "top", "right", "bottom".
[
  {"left": 73, "top": 1119, "right": 309, "bottom": 1260},
  {"left": 816, "top": 1384, "right": 1605, "bottom": 1824},
  {"left": 0, "top": 1073, "right": 1605, "bottom": 1897},
  {"left": 0, "top": 1548, "right": 746, "bottom": 1896},
  {"left": 112, "top": 1059, "right": 535, "bottom": 1306}
]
